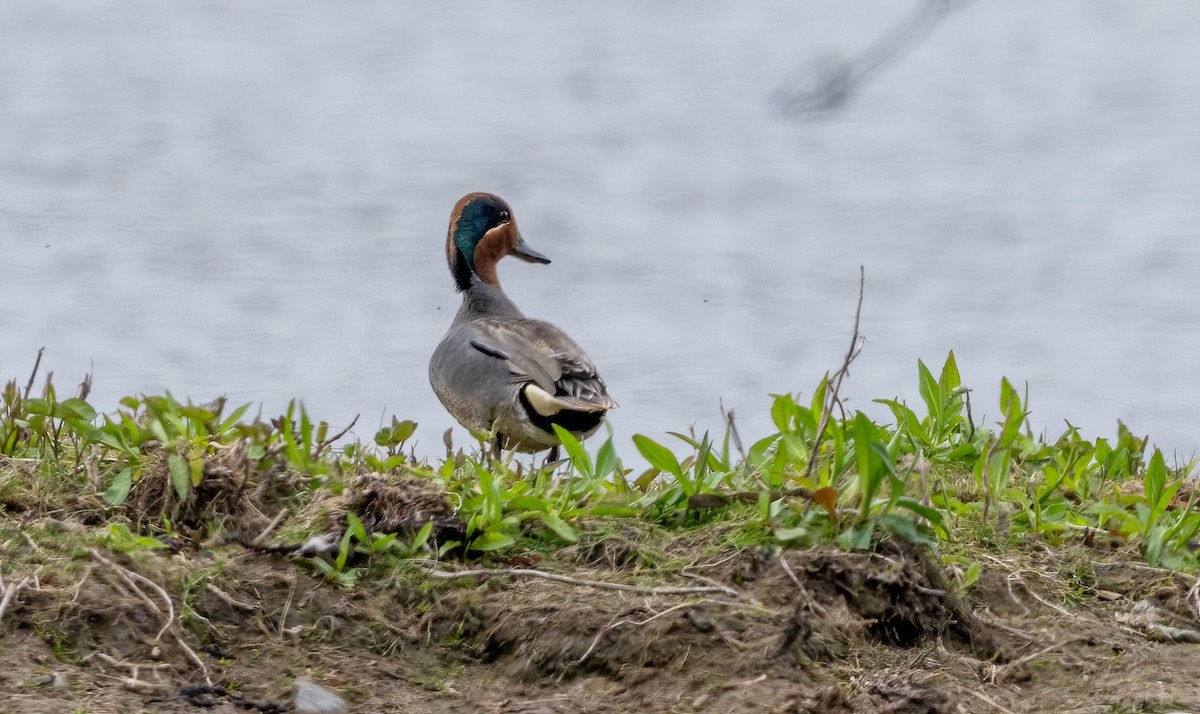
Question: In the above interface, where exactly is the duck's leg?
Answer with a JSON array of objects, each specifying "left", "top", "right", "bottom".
[
  {"left": 546, "top": 444, "right": 560, "bottom": 464},
  {"left": 492, "top": 433, "right": 504, "bottom": 462}
]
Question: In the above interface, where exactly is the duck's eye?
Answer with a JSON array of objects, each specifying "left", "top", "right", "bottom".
[{"left": 499, "top": 210, "right": 510, "bottom": 221}]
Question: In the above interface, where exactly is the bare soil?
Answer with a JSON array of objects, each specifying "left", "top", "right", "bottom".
[
  {"left": 4, "top": 527, "right": 1200, "bottom": 714},
  {"left": 2, "top": 466, "right": 1199, "bottom": 714}
]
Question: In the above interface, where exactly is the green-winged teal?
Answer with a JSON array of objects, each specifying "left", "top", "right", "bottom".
[{"left": 429, "top": 192, "right": 617, "bottom": 456}]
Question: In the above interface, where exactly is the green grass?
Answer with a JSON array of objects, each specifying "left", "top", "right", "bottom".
[{"left": 2, "top": 350, "right": 1197, "bottom": 589}]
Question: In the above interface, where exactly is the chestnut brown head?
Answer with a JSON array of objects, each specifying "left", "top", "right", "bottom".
[{"left": 445, "top": 193, "right": 550, "bottom": 290}]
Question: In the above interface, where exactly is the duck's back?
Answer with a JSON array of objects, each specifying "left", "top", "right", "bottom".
[{"left": 430, "top": 313, "right": 615, "bottom": 450}]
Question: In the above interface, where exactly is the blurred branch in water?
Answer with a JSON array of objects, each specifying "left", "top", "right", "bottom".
[{"left": 772, "top": 0, "right": 973, "bottom": 118}]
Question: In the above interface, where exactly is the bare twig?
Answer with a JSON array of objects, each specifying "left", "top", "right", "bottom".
[
  {"left": 1009, "top": 636, "right": 1084, "bottom": 668},
  {"left": 719, "top": 400, "right": 746, "bottom": 462},
  {"left": 23, "top": 347, "right": 45, "bottom": 400},
  {"left": 774, "top": 0, "right": 971, "bottom": 117},
  {"left": 278, "top": 567, "right": 298, "bottom": 637},
  {"left": 423, "top": 566, "right": 737, "bottom": 597},
  {"left": 680, "top": 569, "right": 739, "bottom": 596},
  {"left": 205, "top": 583, "right": 256, "bottom": 612},
  {"left": 253, "top": 507, "right": 290, "bottom": 546},
  {"left": 115, "top": 676, "right": 171, "bottom": 694},
  {"left": 313, "top": 414, "right": 359, "bottom": 459},
  {"left": 84, "top": 651, "right": 174, "bottom": 674},
  {"left": 570, "top": 601, "right": 699, "bottom": 668},
  {"left": 568, "top": 598, "right": 754, "bottom": 671},
  {"left": 961, "top": 686, "right": 1018, "bottom": 714},
  {"left": 1092, "top": 560, "right": 1199, "bottom": 587},
  {"left": 92, "top": 551, "right": 172, "bottom": 638},
  {"left": 1009, "top": 573, "right": 1072, "bottom": 618},
  {"left": 91, "top": 550, "right": 211, "bottom": 684},
  {"left": 803, "top": 266, "right": 866, "bottom": 483},
  {"left": 973, "top": 610, "right": 1037, "bottom": 642},
  {"left": 0, "top": 576, "right": 34, "bottom": 621},
  {"left": 778, "top": 555, "right": 802, "bottom": 589},
  {"left": 1188, "top": 579, "right": 1200, "bottom": 622}
]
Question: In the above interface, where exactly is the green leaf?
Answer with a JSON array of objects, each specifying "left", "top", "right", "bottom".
[
  {"left": 586, "top": 502, "right": 641, "bottom": 517},
  {"left": 409, "top": 521, "right": 435, "bottom": 552},
  {"left": 103, "top": 467, "right": 133, "bottom": 506},
  {"left": 917, "top": 360, "right": 940, "bottom": 428},
  {"left": 540, "top": 512, "right": 579, "bottom": 543},
  {"left": 217, "top": 402, "right": 251, "bottom": 436},
  {"left": 346, "top": 511, "right": 368, "bottom": 543},
  {"left": 150, "top": 420, "right": 170, "bottom": 445},
  {"left": 335, "top": 528, "right": 354, "bottom": 571},
  {"left": 1144, "top": 449, "right": 1166, "bottom": 509},
  {"left": 371, "top": 532, "right": 398, "bottom": 552},
  {"left": 471, "top": 531, "right": 516, "bottom": 552},
  {"left": 878, "top": 513, "right": 935, "bottom": 546},
  {"left": 939, "top": 351, "right": 961, "bottom": 395},
  {"left": 188, "top": 452, "right": 204, "bottom": 487},
  {"left": 773, "top": 525, "right": 809, "bottom": 542},
  {"left": 507, "top": 495, "right": 550, "bottom": 512},
  {"left": 894, "top": 497, "right": 949, "bottom": 540},
  {"left": 391, "top": 418, "right": 417, "bottom": 445},
  {"left": 553, "top": 425, "right": 593, "bottom": 478},
  {"left": 633, "top": 435, "right": 683, "bottom": 480},
  {"left": 876, "top": 399, "right": 929, "bottom": 447},
  {"left": 837, "top": 521, "right": 876, "bottom": 550},
  {"left": 595, "top": 438, "right": 618, "bottom": 478},
  {"left": 60, "top": 397, "right": 96, "bottom": 422},
  {"left": 168, "top": 453, "right": 190, "bottom": 503}
]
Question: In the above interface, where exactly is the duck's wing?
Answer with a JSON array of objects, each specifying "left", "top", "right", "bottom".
[{"left": 468, "top": 319, "right": 617, "bottom": 413}]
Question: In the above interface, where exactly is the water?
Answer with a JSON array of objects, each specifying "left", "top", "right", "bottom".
[{"left": 3, "top": 1, "right": 1199, "bottom": 460}]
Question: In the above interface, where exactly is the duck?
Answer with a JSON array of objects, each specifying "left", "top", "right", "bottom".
[{"left": 429, "top": 192, "right": 617, "bottom": 458}]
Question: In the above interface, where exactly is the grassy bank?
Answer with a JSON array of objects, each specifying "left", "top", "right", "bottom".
[{"left": 2, "top": 352, "right": 1199, "bottom": 713}]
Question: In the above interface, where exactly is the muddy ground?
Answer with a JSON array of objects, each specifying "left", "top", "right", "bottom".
[
  {"left": 1, "top": 458, "right": 1198, "bottom": 714},
  {"left": 4, "top": 521, "right": 1200, "bottom": 714}
]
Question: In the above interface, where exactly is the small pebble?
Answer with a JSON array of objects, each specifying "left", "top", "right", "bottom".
[{"left": 293, "top": 677, "right": 348, "bottom": 714}]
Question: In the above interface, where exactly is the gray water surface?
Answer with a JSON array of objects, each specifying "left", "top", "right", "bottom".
[{"left": 3, "top": 1, "right": 1199, "bottom": 459}]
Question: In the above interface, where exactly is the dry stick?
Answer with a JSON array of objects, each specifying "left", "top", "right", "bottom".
[
  {"left": 1188, "top": 579, "right": 1200, "bottom": 622},
  {"left": 205, "top": 583, "right": 256, "bottom": 612},
  {"left": 1008, "top": 636, "right": 1085, "bottom": 668},
  {"left": 1008, "top": 573, "right": 1072, "bottom": 618},
  {"left": 253, "top": 507, "right": 291, "bottom": 545},
  {"left": 778, "top": 555, "right": 803, "bottom": 589},
  {"left": 973, "top": 611, "right": 1037, "bottom": 643},
  {"left": 720, "top": 400, "right": 747, "bottom": 462},
  {"left": 569, "top": 601, "right": 698, "bottom": 668},
  {"left": 23, "top": 347, "right": 44, "bottom": 400},
  {"left": 802, "top": 266, "right": 866, "bottom": 484},
  {"left": 568, "top": 598, "right": 752, "bottom": 670},
  {"left": 1092, "top": 560, "right": 1200, "bottom": 587},
  {"left": 91, "top": 550, "right": 211, "bottom": 684},
  {"left": 92, "top": 551, "right": 172, "bottom": 639},
  {"left": 0, "top": 577, "right": 33, "bottom": 621},
  {"left": 313, "top": 413, "right": 360, "bottom": 459},
  {"left": 424, "top": 567, "right": 737, "bottom": 597},
  {"left": 85, "top": 651, "right": 174, "bottom": 674},
  {"left": 278, "top": 567, "right": 298, "bottom": 637},
  {"left": 961, "top": 686, "right": 1018, "bottom": 714},
  {"left": 778, "top": 555, "right": 832, "bottom": 619}
]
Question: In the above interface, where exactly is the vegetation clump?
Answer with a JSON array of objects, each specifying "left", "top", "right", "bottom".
[{"left": 2, "top": 350, "right": 1199, "bottom": 713}]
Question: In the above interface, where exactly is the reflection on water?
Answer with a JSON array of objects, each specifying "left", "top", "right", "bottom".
[{"left": 2, "top": 1, "right": 1199, "bottom": 457}]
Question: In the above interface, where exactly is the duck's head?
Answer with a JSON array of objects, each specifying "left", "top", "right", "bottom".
[{"left": 446, "top": 192, "right": 550, "bottom": 291}]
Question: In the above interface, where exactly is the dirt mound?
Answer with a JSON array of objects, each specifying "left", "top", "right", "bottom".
[{"left": 4, "top": 522, "right": 1200, "bottom": 713}]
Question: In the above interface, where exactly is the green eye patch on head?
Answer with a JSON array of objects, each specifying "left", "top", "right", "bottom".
[{"left": 453, "top": 194, "right": 508, "bottom": 269}]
